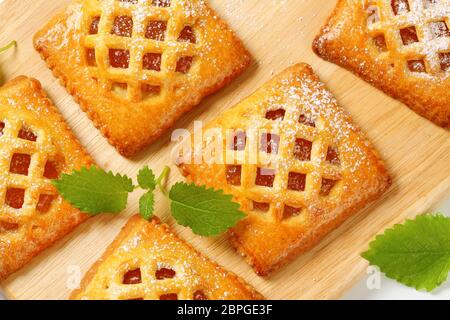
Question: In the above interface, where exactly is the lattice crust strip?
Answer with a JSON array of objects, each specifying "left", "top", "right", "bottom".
[
  {"left": 70, "top": 216, "right": 263, "bottom": 300},
  {"left": 366, "top": 0, "right": 450, "bottom": 75},
  {"left": 0, "top": 116, "right": 60, "bottom": 239},
  {"left": 0, "top": 76, "right": 93, "bottom": 281},
  {"left": 34, "top": 0, "right": 251, "bottom": 156},
  {"left": 313, "top": 0, "right": 449, "bottom": 128},
  {"left": 222, "top": 101, "right": 342, "bottom": 224},
  {"left": 83, "top": 0, "right": 200, "bottom": 102},
  {"left": 179, "top": 64, "right": 392, "bottom": 276}
]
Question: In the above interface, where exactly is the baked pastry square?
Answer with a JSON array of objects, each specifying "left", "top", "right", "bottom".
[
  {"left": 313, "top": 0, "right": 450, "bottom": 128},
  {"left": 70, "top": 215, "right": 263, "bottom": 300},
  {"left": 0, "top": 77, "right": 93, "bottom": 280},
  {"left": 34, "top": 0, "right": 252, "bottom": 157},
  {"left": 179, "top": 64, "right": 392, "bottom": 276}
]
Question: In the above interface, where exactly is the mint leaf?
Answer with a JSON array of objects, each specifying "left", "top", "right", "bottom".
[
  {"left": 52, "top": 167, "right": 134, "bottom": 215},
  {"left": 137, "top": 166, "right": 156, "bottom": 190},
  {"left": 139, "top": 191, "right": 154, "bottom": 220},
  {"left": 169, "top": 182, "right": 245, "bottom": 237},
  {"left": 362, "top": 214, "right": 450, "bottom": 292}
]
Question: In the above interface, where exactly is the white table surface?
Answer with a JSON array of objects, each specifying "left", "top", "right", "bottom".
[
  {"left": 343, "top": 198, "right": 450, "bottom": 300},
  {"left": 1, "top": 197, "right": 448, "bottom": 300}
]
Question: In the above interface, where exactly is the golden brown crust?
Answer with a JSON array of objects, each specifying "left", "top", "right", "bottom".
[
  {"left": 34, "top": 0, "right": 252, "bottom": 157},
  {"left": 71, "top": 215, "right": 263, "bottom": 300},
  {"left": 313, "top": 0, "right": 450, "bottom": 128},
  {"left": 179, "top": 63, "right": 392, "bottom": 276},
  {"left": 0, "top": 76, "right": 93, "bottom": 281}
]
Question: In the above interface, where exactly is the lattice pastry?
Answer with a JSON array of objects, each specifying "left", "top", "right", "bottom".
[
  {"left": 178, "top": 64, "right": 392, "bottom": 276},
  {"left": 70, "top": 215, "right": 263, "bottom": 300},
  {"left": 0, "top": 77, "right": 93, "bottom": 281},
  {"left": 34, "top": 0, "right": 252, "bottom": 157},
  {"left": 313, "top": 0, "right": 450, "bottom": 128}
]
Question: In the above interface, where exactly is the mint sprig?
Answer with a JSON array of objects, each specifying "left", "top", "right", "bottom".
[
  {"left": 136, "top": 166, "right": 170, "bottom": 220},
  {"left": 362, "top": 214, "right": 450, "bottom": 292},
  {"left": 52, "top": 166, "right": 245, "bottom": 237},
  {"left": 0, "top": 40, "right": 16, "bottom": 54}
]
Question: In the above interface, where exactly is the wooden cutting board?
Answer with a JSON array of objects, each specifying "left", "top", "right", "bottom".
[{"left": 0, "top": 0, "right": 449, "bottom": 300}]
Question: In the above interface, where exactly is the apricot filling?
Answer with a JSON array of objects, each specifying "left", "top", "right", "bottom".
[
  {"left": 5, "top": 188, "right": 25, "bottom": 209},
  {"left": 109, "top": 49, "right": 130, "bottom": 69},
  {"left": 255, "top": 168, "right": 275, "bottom": 187},
  {"left": 123, "top": 268, "right": 142, "bottom": 285},
  {"left": 176, "top": 56, "right": 193, "bottom": 73},
  {"left": 141, "top": 84, "right": 161, "bottom": 97},
  {"left": 430, "top": 21, "right": 450, "bottom": 38},
  {"left": 265, "top": 109, "right": 285, "bottom": 121},
  {"left": 326, "top": 146, "right": 340, "bottom": 165},
  {"left": 321, "top": 178, "right": 337, "bottom": 196},
  {"left": 253, "top": 201, "right": 270, "bottom": 212},
  {"left": 400, "top": 26, "right": 419, "bottom": 45},
  {"left": 152, "top": 0, "right": 171, "bottom": 7},
  {"left": 89, "top": 16, "right": 100, "bottom": 35},
  {"left": 294, "top": 138, "right": 312, "bottom": 161},
  {"left": 44, "top": 160, "right": 60, "bottom": 179},
  {"left": 439, "top": 52, "right": 450, "bottom": 71},
  {"left": 283, "top": 206, "right": 302, "bottom": 219},
  {"left": 155, "top": 267, "right": 176, "bottom": 280},
  {"left": 160, "top": 293, "right": 178, "bottom": 300},
  {"left": 260, "top": 133, "right": 280, "bottom": 154},
  {"left": 36, "top": 194, "right": 57, "bottom": 214},
  {"left": 391, "top": 0, "right": 410, "bottom": 15},
  {"left": 112, "top": 16, "right": 133, "bottom": 37},
  {"left": 288, "top": 172, "right": 306, "bottom": 192},
  {"left": 226, "top": 165, "right": 241, "bottom": 186},
  {"left": 0, "top": 221, "right": 19, "bottom": 231},
  {"left": 146, "top": 21, "right": 167, "bottom": 41},
  {"left": 408, "top": 59, "right": 426, "bottom": 73},
  {"left": 193, "top": 290, "right": 208, "bottom": 300},
  {"left": 373, "top": 34, "right": 387, "bottom": 52},
  {"left": 86, "top": 48, "right": 96, "bottom": 66},
  {"left": 18, "top": 127, "right": 37, "bottom": 141},
  {"left": 231, "top": 131, "right": 246, "bottom": 151},
  {"left": 143, "top": 53, "right": 162, "bottom": 71},
  {"left": 178, "top": 26, "right": 196, "bottom": 44},
  {"left": 299, "top": 114, "right": 315, "bottom": 127},
  {"left": 10, "top": 153, "right": 31, "bottom": 176}
]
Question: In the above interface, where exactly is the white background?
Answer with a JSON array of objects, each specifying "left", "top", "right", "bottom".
[{"left": 343, "top": 198, "right": 450, "bottom": 300}]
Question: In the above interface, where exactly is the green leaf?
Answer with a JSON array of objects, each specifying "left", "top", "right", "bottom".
[
  {"left": 362, "top": 214, "right": 450, "bottom": 292},
  {"left": 169, "top": 182, "right": 246, "bottom": 237},
  {"left": 139, "top": 191, "right": 154, "bottom": 220},
  {"left": 52, "top": 166, "right": 134, "bottom": 215},
  {"left": 137, "top": 166, "right": 156, "bottom": 190}
]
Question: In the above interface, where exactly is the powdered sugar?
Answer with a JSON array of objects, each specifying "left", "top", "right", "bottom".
[{"left": 76, "top": 219, "right": 259, "bottom": 300}]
